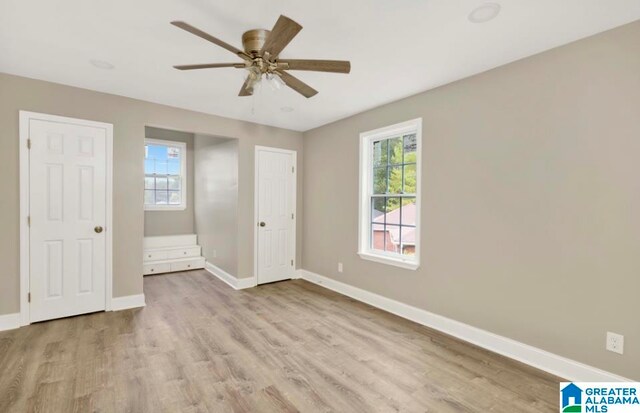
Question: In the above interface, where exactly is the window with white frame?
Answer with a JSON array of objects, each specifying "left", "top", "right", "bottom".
[
  {"left": 358, "top": 118, "right": 421, "bottom": 270},
  {"left": 144, "top": 139, "right": 187, "bottom": 210}
]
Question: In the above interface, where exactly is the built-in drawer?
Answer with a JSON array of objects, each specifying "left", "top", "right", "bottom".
[
  {"left": 170, "top": 258, "right": 205, "bottom": 272},
  {"left": 143, "top": 262, "right": 171, "bottom": 275},
  {"left": 144, "top": 250, "right": 169, "bottom": 262},
  {"left": 167, "top": 246, "right": 201, "bottom": 260}
]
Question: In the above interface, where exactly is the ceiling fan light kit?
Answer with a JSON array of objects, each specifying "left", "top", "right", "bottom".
[{"left": 171, "top": 15, "right": 351, "bottom": 98}]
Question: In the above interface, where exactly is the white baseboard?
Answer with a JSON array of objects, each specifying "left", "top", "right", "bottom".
[
  {"left": 205, "top": 261, "right": 257, "bottom": 290},
  {"left": 0, "top": 312, "right": 20, "bottom": 332},
  {"left": 298, "top": 269, "right": 630, "bottom": 382},
  {"left": 111, "top": 294, "right": 146, "bottom": 311}
]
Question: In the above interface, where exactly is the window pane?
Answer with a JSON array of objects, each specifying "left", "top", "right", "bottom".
[
  {"left": 403, "top": 133, "right": 417, "bottom": 163},
  {"left": 389, "top": 137, "right": 403, "bottom": 165},
  {"left": 371, "top": 224, "right": 386, "bottom": 252},
  {"left": 155, "top": 190, "right": 168, "bottom": 204},
  {"left": 144, "top": 159, "right": 155, "bottom": 175},
  {"left": 385, "top": 224, "right": 400, "bottom": 253},
  {"left": 388, "top": 166, "right": 402, "bottom": 194},
  {"left": 156, "top": 177, "right": 168, "bottom": 190},
  {"left": 168, "top": 159, "right": 181, "bottom": 175},
  {"left": 372, "top": 197, "right": 386, "bottom": 219},
  {"left": 403, "top": 164, "right": 416, "bottom": 194},
  {"left": 144, "top": 177, "right": 155, "bottom": 189},
  {"left": 167, "top": 146, "right": 180, "bottom": 160},
  {"left": 384, "top": 197, "right": 401, "bottom": 225},
  {"left": 373, "top": 167, "right": 387, "bottom": 194},
  {"left": 400, "top": 226, "right": 416, "bottom": 256},
  {"left": 155, "top": 160, "right": 168, "bottom": 175},
  {"left": 168, "top": 176, "right": 181, "bottom": 190},
  {"left": 144, "top": 190, "right": 155, "bottom": 205},
  {"left": 400, "top": 198, "right": 416, "bottom": 227},
  {"left": 371, "top": 197, "right": 386, "bottom": 251},
  {"left": 373, "top": 139, "right": 388, "bottom": 167},
  {"left": 168, "top": 191, "right": 181, "bottom": 205}
]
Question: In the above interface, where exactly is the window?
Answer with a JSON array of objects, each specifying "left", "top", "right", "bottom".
[
  {"left": 144, "top": 139, "right": 187, "bottom": 210},
  {"left": 358, "top": 118, "right": 421, "bottom": 270}
]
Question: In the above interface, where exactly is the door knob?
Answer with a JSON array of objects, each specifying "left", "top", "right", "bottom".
[
  {"left": 94, "top": 226, "right": 104, "bottom": 233},
  {"left": 259, "top": 222, "right": 266, "bottom": 227}
]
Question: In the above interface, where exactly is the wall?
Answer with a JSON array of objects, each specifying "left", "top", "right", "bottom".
[
  {"left": 0, "top": 72, "right": 303, "bottom": 316},
  {"left": 194, "top": 136, "right": 239, "bottom": 276},
  {"left": 302, "top": 21, "right": 640, "bottom": 379},
  {"left": 144, "top": 127, "right": 195, "bottom": 236}
]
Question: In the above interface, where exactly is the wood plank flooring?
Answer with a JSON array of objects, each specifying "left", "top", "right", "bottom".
[{"left": 0, "top": 270, "right": 560, "bottom": 412}]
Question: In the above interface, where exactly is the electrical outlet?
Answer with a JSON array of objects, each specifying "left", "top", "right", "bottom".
[
  {"left": 606, "top": 332, "right": 624, "bottom": 355},
  {"left": 338, "top": 262, "right": 343, "bottom": 273}
]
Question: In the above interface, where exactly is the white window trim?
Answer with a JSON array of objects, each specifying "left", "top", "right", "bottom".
[
  {"left": 358, "top": 118, "right": 422, "bottom": 270},
  {"left": 144, "top": 138, "right": 187, "bottom": 211}
]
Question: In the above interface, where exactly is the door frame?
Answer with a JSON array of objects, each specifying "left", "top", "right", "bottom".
[
  {"left": 253, "top": 145, "right": 297, "bottom": 284},
  {"left": 19, "top": 111, "right": 114, "bottom": 326}
]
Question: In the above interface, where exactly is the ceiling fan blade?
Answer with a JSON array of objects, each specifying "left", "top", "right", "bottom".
[
  {"left": 171, "top": 21, "right": 250, "bottom": 60},
  {"left": 239, "top": 75, "right": 253, "bottom": 96},
  {"left": 260, "top": 15, "right": 302, "bottom": 58},
  {"left": 277, "top": 71, "right": 318, "bottom": 98},
  {"left": 277, "top": 59, "right": 351, "bottom": 74},
  {"left": 174, "top": 63, "right": 245, "bottom": 70}
]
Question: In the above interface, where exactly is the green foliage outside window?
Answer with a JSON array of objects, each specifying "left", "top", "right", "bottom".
[{"left": 373, "top": 134, "right": 417, "bottom": 211}]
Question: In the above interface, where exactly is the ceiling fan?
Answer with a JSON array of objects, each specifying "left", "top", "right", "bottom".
[{"left": 171, "top": 15, "right": 350, "bottom": 98}]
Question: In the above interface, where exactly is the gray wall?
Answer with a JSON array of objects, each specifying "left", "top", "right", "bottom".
[
  {"left": 144, "top": 127, "right": 195, "bottom": 236},
  {"left": 0, "top": 72, "right": 303, "bottom": 315},
  {"left": 194, "top": 136, "right": 239, "bottom": 276},
  {"left": 302, "top": 21, "right": 640, "bottom": 379}
]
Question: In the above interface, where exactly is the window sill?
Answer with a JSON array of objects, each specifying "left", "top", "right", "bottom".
[
  {"left": 357, "top": 251, "right": 420, "bottom": 270},
  {"left": 144, "top": 206, "right": 187, "bottom": 212}
]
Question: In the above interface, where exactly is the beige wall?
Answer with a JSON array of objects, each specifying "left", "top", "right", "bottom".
[
  {"left": 302, "top": 21, "right": 640, "bottom": 379},
  {"left": 144, "top": 127, "right": 195, "bottom": 236},
  {"left": 194, "top": 136, "right": 239, "bottom": 276},
  {"left": 0, "top": 72, "right": 303, "bottom": 315}
]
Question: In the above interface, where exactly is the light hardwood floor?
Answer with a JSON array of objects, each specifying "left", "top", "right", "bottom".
[{"left": 0, "top": 270, "right": 560, "bottom": 412}]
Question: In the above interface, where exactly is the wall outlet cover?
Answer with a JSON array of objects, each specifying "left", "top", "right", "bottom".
[{"left": 606, "top": 332, "right": 624, "bottom": 355}]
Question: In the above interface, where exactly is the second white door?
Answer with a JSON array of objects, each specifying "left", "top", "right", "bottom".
[{"left": 256, "top": 147, "right": 296, "bottom": 284}]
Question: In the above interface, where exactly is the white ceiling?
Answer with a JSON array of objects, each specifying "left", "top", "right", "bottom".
[{"left": 1, "top": 1, "right": 639, "bottom": 131}]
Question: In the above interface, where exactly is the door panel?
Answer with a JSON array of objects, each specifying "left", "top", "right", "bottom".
[
  {"left": 29, "top": 119, "right": 107, "bottom": 322},
  {"left": 257, "top": 149, "right": 295, "bottom": 284}
]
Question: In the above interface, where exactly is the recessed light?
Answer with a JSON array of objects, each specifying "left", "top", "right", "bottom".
[
  {"left": 90, "top": 59, "right": 115, "bottom": 70},
  {"left": 280, "top": 106, "right": 294, "bottom": 113},
  {"left": 468, "top": 3, "right": 501, "bottom": 23}
]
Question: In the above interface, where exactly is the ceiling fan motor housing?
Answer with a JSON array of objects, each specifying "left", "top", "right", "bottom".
[{"left": 242, "top": 29, "right": 270, "bottom": 56}]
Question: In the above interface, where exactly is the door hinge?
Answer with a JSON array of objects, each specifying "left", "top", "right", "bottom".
[
  {"left": 27, "top": 216, "right": 31, "bottom": 227},
  {"left": 27, "top": 139, "right": 31, "bottom": 149},
  {"left": 291, "top": 213, "right": 294, "bottom": 219},
  {"left": 291, "top": 259, "right": 294, "bottom": 266},
  {"left": 28, "top": 292, "right": 31, "bottom": 303},
  {"left": 292, "top": 166, "right": 295, "bottom": 173}
]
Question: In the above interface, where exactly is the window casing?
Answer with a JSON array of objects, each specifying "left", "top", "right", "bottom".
[
  {"left": 144, "top": 139, "right": 187, "bottom": 211},
  {"left": 358, "top": 118, "right": 421, "bottom": 270}
]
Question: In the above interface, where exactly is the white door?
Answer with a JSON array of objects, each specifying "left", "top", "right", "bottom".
[
  {"left": 256, "top": 147, "right": 296, "bottom": 284},
  {"left": 28, "top": 117, "right": 108, "bottom": 322}
]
